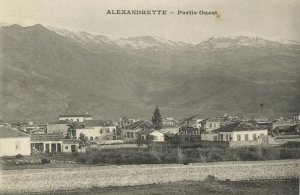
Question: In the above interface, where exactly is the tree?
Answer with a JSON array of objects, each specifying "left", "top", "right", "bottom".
[
  {"left": 79, "top": 133, "right": 88, "bottom": 144},
  {"left": 67, "top": 122, "right": 77, "bottom": 139},
  {"left": 152, "top": 107, "right": 162, "bottom": 130}
]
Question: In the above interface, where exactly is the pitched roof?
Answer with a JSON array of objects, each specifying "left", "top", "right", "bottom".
[
  {"left": 182, "top": 114, "right": 201, "bottom": 122},
  {"left": 200, "top": 118, "right": 223, "bottom": 123},
  {"left": 84, "top": 120, "right": 112, "bottom": 127},
  {"left": 59, "top": 114, "right": 92, "bottom": 118},
  {"left": 0, "top": 126, "right": 30, "bottom": 138},
  {"left": 30, "top": 134, "right": 64, "bottom": 142},
  {"left": 123, "top": 120, "right": 153, "bottom": 130},
  {"left": 213, "top": 122, "right": 266, "bottom": 132},
  {"left": 48, "top": 120, "right": 71, "bottom": 125},
  {"left": 63, "top": 139, "right": 80, "bottom": 144}
]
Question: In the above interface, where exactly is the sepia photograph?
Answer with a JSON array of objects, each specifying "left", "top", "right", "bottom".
[{"left": 0, "top": 0, "right": 299, "bottom": 194}]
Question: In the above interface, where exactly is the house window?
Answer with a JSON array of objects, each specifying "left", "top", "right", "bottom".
[
  {"left": 226, "top": 134, "right": 229, "bottom": 141},
  {"left": 90, "top": 137, "right": 93, "bottom": 141},
  {"left": 237, "top": 134, "right": 241, "bottom": 141},
  {"left": 106, "top": 128, "right": 110, "bottom": 133},
  {"left": 253, "top": 134, "right": 257, "bottom": 141},
  {"left": 220, "top": 134, "right": 224, "bottom": 141},
  {"left": 213, "top": 136, "right": 217, "bottom": 141},
  {"left": 209, "top": 123, "right": 212, "bottom": 128},
  {"left": 126, "top": 132, "right": 134, "bottom": 138},
  {"left": 65, "top": 146, "right": 68, "bottom": 150},
  {"left": 100, "top": 129, "right": 103, "bottom": 133},
  {"left": 245, "top": 134, "right": 249, "bottom": 141}
]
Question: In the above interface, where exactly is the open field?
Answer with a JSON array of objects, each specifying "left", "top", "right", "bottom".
[
  {"left": 1, "top": 159, "right": 300, "bottom": 194},
  {"left": 20, "top": 179, "right": 299, "bottom": 195}
]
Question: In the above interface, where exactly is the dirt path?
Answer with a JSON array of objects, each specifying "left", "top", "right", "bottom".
[{"left": 1, "top": 159, "right": 300, "bottom": 194}]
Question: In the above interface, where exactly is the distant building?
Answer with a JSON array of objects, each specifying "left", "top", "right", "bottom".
[
  {"left": 121, "top": 120, "right": 153, "bottom": 143},
  {"left": 271, "top": 121, "right": 292, "bottom": 131},
  {"left": 139, "top": 125, "right": 179, "bottom": 143},
  {"left": 30, "top": 134, "right": 64, "bottom": 154},
  {"left": 201, "top": 133, "right": 219, "bottom": 141},
  {"left": 0, "top": 126, "right": 31, "bottom": 157},
  {"left": 273, "top": 124, "right": 300, "bottom": 135},
  {"left": 75, "top": 120, "right": 117, "bottom": 141},
  {"left": 118, "top": 117, "right": 138, "bottom": 128},
  {"left": 62, "top": 139, "right": 85, "bottom": 153},
  {"left": 200, "top": 118, "right": 222, "bottom": 133},
  {"left": 213, "top": 122, "right": 268, "bottom": 142},
  {"left": 46, "top": 120, "right": 71, "bottom": 135},
  {"left": 162, "top": 118, "right": 175, "bottom": 125},
  {"left": 58, "top": 114, "right": 93, "bottom": 122},
  {"left": 179, "top": 126, "right": 200, "bottom": 136},
  {"left": 12, "top": 122, "right": 47, "bottom": 134},
  {"left": 293, "top": 114, "right": 300, "bottom": 122},
  {"left": 181, "top": 115, "right": 204, "bottom": 128}
]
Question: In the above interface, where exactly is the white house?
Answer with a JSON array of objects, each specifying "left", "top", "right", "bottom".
[
  {"left": 75, "top": 120, "right": 117, "bottom": 142},
  {"left": 58, "top": 114, "right": 93, "bottom": 122},
  {"left": 121, "top": 120, "right": 153, "bottom": 143},
  {"left": 149, "top": 131, "right": 165, "bottom": 142},
  {"left": 62, "top": 139, "right": 85, "bottom": 153},
  {"left": 213, "top": 122, "right": 268, "bottom": 142},
  {"left": 200, "top": 118, "right": 222, "bottom": 133},
  {"left": 0, "top": 126, "right": 31, "bottom": 157},
  {"left": 201, "top": 133, "right": 219, "bottom": 141},
  {"left": 30, "top": 134, "right": 64, "bottom": 154},
  {"left": 84, "top": 120, "right": 118, "bottom": 140}
]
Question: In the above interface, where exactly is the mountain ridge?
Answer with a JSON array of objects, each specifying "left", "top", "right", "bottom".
[{"left": 0, "top": 24, "right": 299, "bottom": 122}]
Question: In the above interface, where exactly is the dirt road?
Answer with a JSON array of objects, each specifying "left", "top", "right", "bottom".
[{"left": 1, "top": 159, "right": 300, "bottom": 194}]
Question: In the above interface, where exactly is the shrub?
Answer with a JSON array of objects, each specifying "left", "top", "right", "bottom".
[
  {"left": 205, "top": 175, "right": 218, "bottom": 182},
  {"left": 16, "top": 154, "right": 24, "bottom": 159},
  {"left": 41, "top": 157, "right": 51, "bottom": 164},
  {"left": 282, "top": 142, "right": 300, "bottom": 148}
]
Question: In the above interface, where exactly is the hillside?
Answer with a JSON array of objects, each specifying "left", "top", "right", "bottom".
[{"left": 0, "top": 24, "right": 299, "bottom": 122}]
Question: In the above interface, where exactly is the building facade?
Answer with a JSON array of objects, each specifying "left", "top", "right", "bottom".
[{"left": 0, "top": 126, "right": 31, "bottom": 157}]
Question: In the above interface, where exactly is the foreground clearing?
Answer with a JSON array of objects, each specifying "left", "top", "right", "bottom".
[
  {"left": 1, "top": 159, "right": 299, "bottom": 194},
  {"left": 21, "top": 179, "right": 299, "bottom": 195}
]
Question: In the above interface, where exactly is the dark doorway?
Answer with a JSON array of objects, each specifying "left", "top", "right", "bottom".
[
  {"left": 57, "top": 143, "right": 61, "bottom": 152},
  {"left": 45, "top": 144, "right": 50, "bottom": 153},
  {"left": 71, "top": 145, "right": 76, "bottom": 153},
  {"left": 51, "top": 143, "right": 56, "bottom": 153}
]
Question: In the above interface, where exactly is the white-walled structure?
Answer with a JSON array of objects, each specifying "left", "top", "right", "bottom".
[
  {"left": 150, "top": 131, "right": 165, "bottom": 142},
  {"left": 30, "top": 134, "right": 64, "bottom": 154},
  {"left": 201, "top": 133, "right": 219, "bottom": 141},
  {"left": 58, "top": 114, "right": 93, "bottom": 122},
  {"left": 214, "top": 122, "right": 268, "bottom": 142},
  {"left": 200, "top": 118, "right": 222, "bottom": 132},
  {"left": 0, "top": 126, "right": 31, "bottom": 157},
  {"left": 75, "top": 126, "right": 117, "bottom": 141}
]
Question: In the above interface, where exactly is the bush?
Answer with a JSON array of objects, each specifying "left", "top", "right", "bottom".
[
  {"left": 205, "top": 175, "right": 218, "bottom": 182},
  {"left": 16, "top": 154, "right": 24, "bottom": 159},
  {"left": 41, "top": 157, "right": 51, "bottom": 164},
  {"left": 282, "top": 142, "right": 300, "bottom": 148}
]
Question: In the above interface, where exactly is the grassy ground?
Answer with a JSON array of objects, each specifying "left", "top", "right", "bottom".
[{"left": 20, "top": 179, "right": 298, "bottom": 195}]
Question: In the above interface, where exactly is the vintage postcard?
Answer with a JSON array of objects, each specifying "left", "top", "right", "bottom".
[{"left": 0, "top": 0, "right": 299, "bottom": 194}]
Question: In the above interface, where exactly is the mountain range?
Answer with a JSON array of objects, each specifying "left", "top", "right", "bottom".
[{"left": 0, "top": 24, "right": 299, "bottom": 122}]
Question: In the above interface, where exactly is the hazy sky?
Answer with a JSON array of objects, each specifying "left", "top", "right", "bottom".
[{"left": 1, "top": 0, "right": 300, "bottom": 43}]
